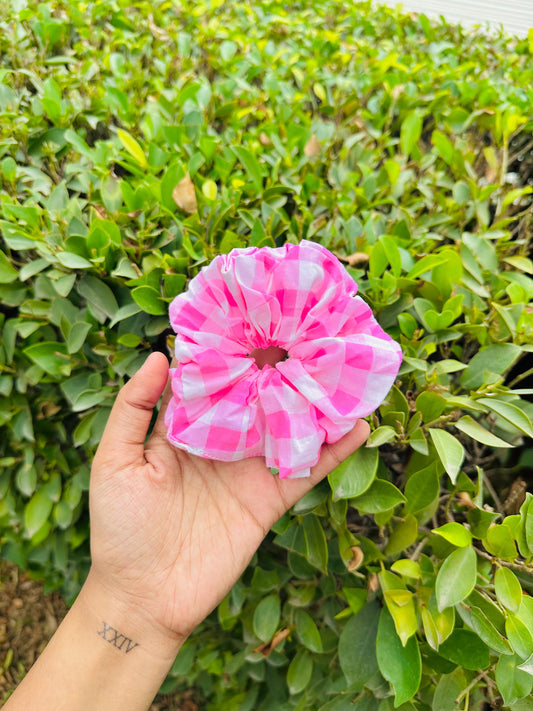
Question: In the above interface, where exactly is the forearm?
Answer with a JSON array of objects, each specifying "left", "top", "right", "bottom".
[{"left": 4, "top": 571, "right": 184, "bottom": 711}]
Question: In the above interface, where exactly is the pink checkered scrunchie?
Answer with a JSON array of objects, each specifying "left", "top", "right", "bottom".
[{"left": 165, "top": 240, "right": 402, "bottom": 478}]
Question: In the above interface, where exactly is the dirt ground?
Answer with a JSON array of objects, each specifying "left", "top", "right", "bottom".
[{"left": 0, "top": 560, "right": 199, "bottom": 710}]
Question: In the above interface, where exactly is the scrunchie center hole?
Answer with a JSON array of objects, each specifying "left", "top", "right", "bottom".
[{"left": 249, "top": 346, "right": 288, "bottom": 369}]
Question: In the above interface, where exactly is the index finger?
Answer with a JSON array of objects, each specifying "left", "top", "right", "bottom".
[{"left": 149, "top": 356, "right": 177, "bottom": 442}]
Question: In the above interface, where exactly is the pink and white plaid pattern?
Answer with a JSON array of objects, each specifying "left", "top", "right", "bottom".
[{"left": 165, "top": 240, "right": 402, "bottom": 478}]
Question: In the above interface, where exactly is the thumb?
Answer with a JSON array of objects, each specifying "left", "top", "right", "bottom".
[{"left": 95, "top": 352, "right": 169, "bottom": 468}]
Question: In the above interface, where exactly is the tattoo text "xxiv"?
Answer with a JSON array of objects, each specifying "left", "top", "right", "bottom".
[{"left": 97, "top": 621, "right": 139, "bottom": 654}]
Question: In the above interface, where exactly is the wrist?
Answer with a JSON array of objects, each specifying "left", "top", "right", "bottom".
[
  {"left": 79, "top": 568, "right": 186, "bottom": 665},
  {"left": 4, "top": 569, "right": 186, "bottom": 711}
]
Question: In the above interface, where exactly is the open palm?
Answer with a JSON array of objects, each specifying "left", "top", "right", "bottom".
[{"left": 87, "top": 352, "right": 369, "bottom": 643}]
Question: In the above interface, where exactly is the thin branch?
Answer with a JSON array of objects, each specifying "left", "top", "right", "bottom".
[
  {"left": 409, "top": 536, "right": 429, "bottom": 561},
  {"left": 482, "top": 472, "right": 504, "bottom": 514},
  {"left": 455, "top": 670, "right": 487, "bottom": 705},
  {"left": 508, "top": 137, "right": 533, "bottom": 165},
  {"left": 475, "top": 546, "right": 533, "bottom": 575},
  {"left": 508, "top": 366, "right": 533, "bottom": 388}
]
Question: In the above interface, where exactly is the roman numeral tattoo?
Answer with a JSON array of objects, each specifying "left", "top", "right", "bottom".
[{"left": 97, "top": 621, "right": 139, "bottom": 654}]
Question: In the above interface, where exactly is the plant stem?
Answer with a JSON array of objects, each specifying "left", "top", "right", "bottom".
[{"left": 475, "top": 547, "right": 533, "bottom": 575}]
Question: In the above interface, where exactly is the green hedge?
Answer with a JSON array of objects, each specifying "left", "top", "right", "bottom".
[{"left": 1, "top": 0, "right": 533, "bottom": 708}]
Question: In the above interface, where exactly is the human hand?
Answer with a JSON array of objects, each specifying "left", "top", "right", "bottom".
[{"left": 85, "top": 352, "right": 370, "bottom": 653}]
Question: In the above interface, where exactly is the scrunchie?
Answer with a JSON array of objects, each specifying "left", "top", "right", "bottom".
[{"left": 165, "top": 240, "right": 402, "bottom": 478}]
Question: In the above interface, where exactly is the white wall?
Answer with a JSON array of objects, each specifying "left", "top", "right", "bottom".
[{"left": 375, "top": 0, "right": 533, "bottom": 37}]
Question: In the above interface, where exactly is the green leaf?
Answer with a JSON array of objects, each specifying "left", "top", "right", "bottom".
[
  {"left": 219, "top": 39, "right": 237, "bottom": 61},
  {"left": 16, "top": 462, "right": 36, "bottom": 498},
  {"left": 468, "top": 606, "right": 513, "bottom": 655},
  {"left": 252, "top": 594, "right": 280, "bottom": 643},
  {"left": 433, "top": 604, "right": 455, "bottom": 647},
  {"left": 432, "top": 522, "right": 472, "bottom": 548},
  {"left": 302, "top": 514, "right": 328, "bottom": 572},
  {"left": 518, "top": 494, "right": 533, "bottom": 557},
  {"left": 390, "top": 560, "right": 421, "bottom": 580},
  {"left": 351, "top": 479, "right": 406, "bottom": 514},
  {"left": 433, "top": 360, "right": 468, "bottom": 375},
  {"left": 438, "top": 629, "right": 490, "bottom": 670},
  {"left": 56, "top": 252, "right": 92, "bottom": 269},
  {"left": 384, "top": 594, "right": 418, "bottom": 648},
  {"left": 369, "top": 241, "right": 389, "bottom": 280},
  {"left": 53, "top": 501, "right": 72, "bottom": 529},
  {"left": 287, "top": 651, "right": 313, "bottom": 695},
  {"left": 295, "top": 609, "right": 323, "bottom": 653},
  {"left": 420, "top": 606, "right": 440, "bottom": 651},
  {"left": 429, "top": 429, "right": 464, "bottom": 484},
  {"left": 338, "top": 601, "right": 380, "bottom": 688},
  {"left": 508, "top": 699, "right": 533, "bottom": 711},
  {"left": 398, "top": 312, "right": 417, "bottom": 339},
  {"left": 67, "top": 322, "right": 92, "bottom": 354},
  {"left": 19, "top": 258, "right": 48, "bottom": 281},
  {"left": 483, "top": 524, "right": 518, "bottom": 561},
  {"left": 117, "top": 129, "right": 147, "bottom": 168},
  {"left": 432, "top": 670, "right": 467, "bottom": 711},
  {"left": 385, "top": 514, "right": 418, "bottom": 557},
  {"left": 435, "top": 546, "right": 477, "bottom": 611},
  {"left": 400, "top": 111, "right": 423, "bottom": 157},
  {"left": 109, "top": 303, "right": 142, "bottom": 328},
  {"left": 454, "top": 416, "right": 513, "bottom": 448},
  {"left": 131, "top": 285, "right": 168, "bottom": 316},
  {"left": 342, "top": 587, "right": 367, "bottom": 616},
  {"left": 477, "top": 398, "right": 533, "bottom": 438},
  {"left": 404, "top": 464, "right": 439, "bottom": 517},
  {"left": 77, "top": 275, "right": 119, "bottom": 322},
  {"left": 313, "top": 81, "right": 326, "bottom": 103},
  {"left": 24, "top": 488, "right": 54, "bottom": 538},
  {"left": 506, "top": 615, "right": 533, "bottom": 659},
  {"left": 100, "top": 174, "right": 123, "bottom": 212},
  {"left": 376, "top": 606, "right": 421, "bottom": 706},
  {"left": 202, "top": 179, "right": 218, "bottom": 200},
  {"left": 424, "top": 309, "right": 455, "bottom": 332},
  {"left": 54, "top": 273, "right": 76, "bottom": 297},
  {"left": 518, "top": 653, "right": 533, "bottom": 676},
  {"left": 181, "top": 232, "right": 202, "bottom": 260},
  {"left": 468, "top": 507, "right": 500, "bottom": 539},
  {"left": 379, "top": 234, "right": 402, "bottom": 277},
  {"left": 41, "top": 78, "right": 62, "bottom": 123},
  {"left": 0, "top": 250, "right": 18, "bottom": 283},
  {"left": 231, "top": 145, "right": 264, "bottom": 191},
  {"left": 468, "top": 589, "right": 506, "bottom": 633},
  {"left": 432, "top": 250, "right": 463, "bottom": 300},
  {"left": 272, "top": 520, "right": 307, "bottom": 556},
  {"left": 432, "top": 129, "right": 455, "bottom": 164},
  {"left": 88, "top": 218, "right": 121, "bottom": 249},
  {"left": 319, "top": 697, "right": 362, "bottom": 711},
  {"left": 329, "top": 447, "right": 378, "bottom": 500},
  {"left": 495, "top": 567, "right": 523, "bottom": 613},
  {"left": 366, "top": 425, "right": 396, "bottom": 447},
  {"left": 460, "top": 344, "right": 522, "bottom": 390},
  {"left": 23, "top": 342, "right": 70, "bottom": 377},
  {"left": 503, "top": 256, "right": 533, "bottom": 274},
  {"left": 163, "top": 274, "right": 186, "bottom": 299},
  {"left": 379, "top": 570, "right": 418, "bottom": 646},
  {"left": 406, "top": 254, "right": 448, "bottom": 280},
  {"left": 415, "top": 391, "right": 447, "bottom": 423},
  {"left": 61, "top": 372, "right": 102, "bottom": 409},
  {"left": 496, "top": 654, "right": 533, "bottom": 706}
]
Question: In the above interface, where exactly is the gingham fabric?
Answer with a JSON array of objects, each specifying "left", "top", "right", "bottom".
[{"left": 165, "top": 240, "right": 402, "bottom": 478}]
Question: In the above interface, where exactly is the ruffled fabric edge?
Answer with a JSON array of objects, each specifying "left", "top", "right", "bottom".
[{"left": 165, "top": 240, "right": 402, "bottom": 477}]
